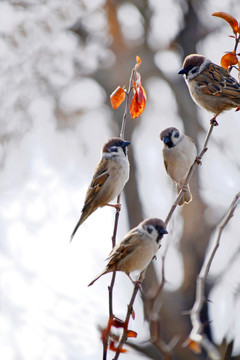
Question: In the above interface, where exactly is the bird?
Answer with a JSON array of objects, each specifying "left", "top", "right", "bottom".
[
  {"left": 178, "top": 54, "right": 240, "bottom": 124},
  {"left": 70, "top": 137, "right": 130, "bottom": 241},
  {"left": 160, "top": 127, "right": 197, "bottom": 206},
  {"left": 88, "top": 218, "right": 168, "bottom": 286}
]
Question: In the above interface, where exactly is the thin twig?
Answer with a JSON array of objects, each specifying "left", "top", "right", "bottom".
[
  {"left": 233, "top": 33, "right": 240, "bottom": 54},
  {"left": 103, "top": 66, "right": 136, "bottom": 359},
  {"left": 120, "top": 69, "right": 135, "bottom": 139},
  {"left": 165, "top": 122, "right": 215, "bottom": 226},
  {"left": 113, "top": 279, "right": 141, "bottom": 359},
  {"left": 149, "top": 245, "right": 176, "bottom": 359},
  {"left": 186, "top": 191, "right": 240, "bottom": 359}
]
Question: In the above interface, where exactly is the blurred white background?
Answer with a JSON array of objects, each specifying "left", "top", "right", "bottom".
[{"left": 0, "top": 0, "right": 240, "bottom": 359}]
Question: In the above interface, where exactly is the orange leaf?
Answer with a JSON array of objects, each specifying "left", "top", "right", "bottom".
[
  {"left": 212, "top": 12, "right": 239, "bottom": 34},
  {"left": 110, "top": 86, "right": 126, "bottom": 109},
  {"left": 221, "top": 52, "right": 238, "bottom": 69},
  {"left": 127, "top": 330, "right": 137, "bottom": 338},
  {"left": 130, "top": 88, "right": 146, "bottom": 119},
  {"left": 134, "top": 55, "right": 142, "bottom": 70},
  {"left": 185, "top": 338, "right": 202, "bottom": 354},
  {"left": 112, "top": 318, "right": 126, "bottom": 329},
  {"left": 109, "top": 341, "right": 127, "bottom": 353}
]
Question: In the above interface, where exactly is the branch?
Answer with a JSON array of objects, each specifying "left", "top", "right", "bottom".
[
  {"left": 165, "top": 121, "right": 215, "bottom": 226},
  {"left": 103, "top": 64, "right": 136, "bottom": 359},
  {"left": 186, "top": 191, "right": 240, "bottom": 359},
  {"left": 113, "top": 271, "right": 145, "bottom": 359},
  {"left": 112, "top": 121, "right": 217, "bottom": 359},
  {"left": 149, "top": 245, "right": 178, "bottom": 359}
]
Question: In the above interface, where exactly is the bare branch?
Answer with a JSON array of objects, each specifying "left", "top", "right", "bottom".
[
  {"left": 165, "top": 122, "right": 215, "bottom": 226},
  {"left": 149, "top": 245, "right": 177, "bottom": 359},
  {"left": 112, "top": 121, "right": 217, "bottom": 359},
  {"left": 104, "top": 63, "right": 138, "bottom": 359},
  {"left": 186, "top": 191, "right": 240, "bottom": 359}
]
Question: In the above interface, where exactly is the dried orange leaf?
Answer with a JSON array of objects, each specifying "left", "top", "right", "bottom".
[
  {"left": 137, "top": 85, "right": 147, "bottom": 103},
  {"left": 109, "top": 341, "right": 127, "bottom": 353},
  {"left": 127, "top": 330, "right": 137, "bottom": 338},
  {"left": 221, "top": 52, "right": 238, "bottom": 69},
  {"left": 135, "top": 55, "right": 142, "bottom": 69},
  {"left": 112, "top": 318, "right": 125, "bottom": 329},
  {"left": 110, "top": 86, "right": 126, "bottom": 109},
  {"left": 130, "top": 89, "right": 146, "bottom": 119},
  {"left": 212, "top": 12, "right": 239, "bottom": 34},
  {"left": 185, "top": 338, "right": 202, "bottom": 354}
]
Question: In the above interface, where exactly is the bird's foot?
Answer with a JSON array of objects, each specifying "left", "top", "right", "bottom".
[
  {"left": 180, "top": 184, "right": 188, "bottom": 193},
  {"left": 105, "top": 203, "right": 121, "bottom": 211},
  {"left": 210, "top": 115, "right": 219, "bottom": 126},
  {"left": 127, "top": 274, "right": 143, "bottom": 291},
  {"left": 195, "top": 156, "right": 202, "bottom": 165}
]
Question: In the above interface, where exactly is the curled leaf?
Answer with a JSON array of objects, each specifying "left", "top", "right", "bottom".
[
  {"left": 130, "top": 87, "right": 146, "bottom": 119},
  {"left": 109, "top": 340, "right": 127, "bottom": 353},
  {"left": 130, "top": 71, "right": 147, "bottom": 118},
  {"left": 220, "top": 52, "right": 238, "bottom": 69},
  {"left": 112, "top": 318, "right": 126, "bottom": 329},
  {"left": 127, "top": 330, "right": 137, "bottom": 338},
  {"left": 212, "top": 12, "right": 239, "bottom": 34},
  {"left": 134, "top": 55, "right": 142, "bottom": 70},
  {"left": 110, "top": 86, "right": 126, "bottom": 109}
]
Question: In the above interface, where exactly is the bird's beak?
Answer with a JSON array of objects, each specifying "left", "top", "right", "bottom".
[
  {"left": 178, "top": 68, "right": 187, "bottom": 75},
  {"left": 163, "top": 137, "right": 169, "bottom": 144},
  {"left": 161, "top": 229, "right": 168, "bottom": 235},
  {"left": 121, "top": 141, "right": 131, "bottom": 149},
  {"left": 157, "top": 228, "right": 168, "bottom": 243}
]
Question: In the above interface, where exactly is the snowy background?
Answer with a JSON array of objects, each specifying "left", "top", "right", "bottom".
[{"left": 0, "top": 0, "right": 240, "bottom": 359}]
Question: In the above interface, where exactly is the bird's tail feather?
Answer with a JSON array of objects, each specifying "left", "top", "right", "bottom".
[
  {"left": 88, "top": 269, "right": 109, "bottom": 287},
  {"left": 177, "top": 184, "right": 192, "bottom": 206},
  {"left": 70, "top": 206, "right": 94, "bottom": 242}
]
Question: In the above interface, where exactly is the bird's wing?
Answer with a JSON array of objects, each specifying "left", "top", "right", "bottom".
[
  {"left": 164, "top": 160, "right": 168, "bottom": 173},
  {"left": 83, "top": 158, "right": 110, "bottom": 208},
  {"left": 198, "top": 63, "right": 240, "bottom": 99},
  {"left": 107, "top": 228, "right": 140, "bottom": 266}
]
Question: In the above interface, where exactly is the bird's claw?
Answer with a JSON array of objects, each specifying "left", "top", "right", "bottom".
[
  {"left": 105, "top": 203, "right": 121, "bottom": 211},
  {"left": 195, "top": 156, "right": 202, "bottom": 165},
  {"left": 210, "top": 117, "right": 219, "bottom": 126},
  {"left": 180, "top": 184, "right": 188, "bottom": 193}
]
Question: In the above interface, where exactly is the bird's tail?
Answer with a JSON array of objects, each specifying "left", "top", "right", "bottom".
[
  {"left": 88, "top": 269, "right": 109, "bottom": 287},
  {"left": 177, "top": 183, "right": 192, "bottom": 206},
  {"left": 70, "top": 206, "right": 95, "bottom": 242}
]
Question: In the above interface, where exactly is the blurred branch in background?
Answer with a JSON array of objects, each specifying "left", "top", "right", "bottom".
[{"left": 185, "top": 191, "right": 240, "bottom": 360}]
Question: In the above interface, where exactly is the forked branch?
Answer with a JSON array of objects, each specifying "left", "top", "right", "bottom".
[{"left": 186, "top": 191, "right": 240, "bottom": 359}]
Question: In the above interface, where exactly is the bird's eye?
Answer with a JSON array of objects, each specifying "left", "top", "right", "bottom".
[
  {"left": 174, "top": 132, "right": 179, "bottom": 138},
  {"left": 190, "top": 67, "right": 197, "bottom": 74},
  {"left": 146, "top": 226, "right": 153, "bottom": 234},
  {"left": 110, "top": 146, "right": 118, "bottom": 152}
]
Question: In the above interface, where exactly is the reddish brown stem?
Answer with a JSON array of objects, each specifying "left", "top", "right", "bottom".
[{"left": 103, "top": 64, "right": 138, "bottom": 360}]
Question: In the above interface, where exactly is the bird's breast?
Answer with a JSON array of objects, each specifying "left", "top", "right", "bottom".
[{"left": 117, "top": 238, "right": 157, "bottom": 274}]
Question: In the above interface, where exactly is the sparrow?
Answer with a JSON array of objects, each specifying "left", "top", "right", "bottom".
[
  {"left": 88, "top": 218, "right": 168, "bottom": 286},
  {"left": 70, "top": 137, "right": 130, "bottom": 241},
  {"left": 160, "top": 127, "right": 197, "bottom": 206},
  {"left": 178, "top": 54, "right": 240, "bottom": 123}
]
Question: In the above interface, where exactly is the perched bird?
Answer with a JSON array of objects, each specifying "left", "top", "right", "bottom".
[
  {"left": 160, "top": 127, "right": 197, "bottom": 206},
  {"left": 178, "top": 54, "right": 240, "bottom": 123},
  {"left": 88, "top": 218, "right": 168, "bottom": 286},
  {"left": 70, "top": 137, "right": 130, "bottom": 241}
]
